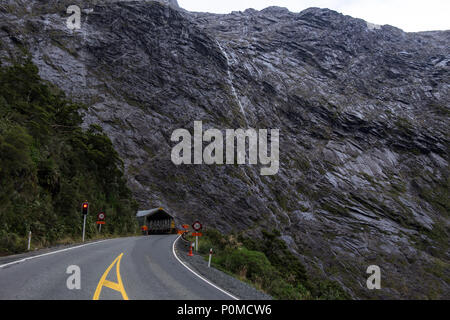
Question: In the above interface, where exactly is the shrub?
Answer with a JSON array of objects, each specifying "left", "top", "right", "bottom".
[
  {"left": 0, "top": 231, "right": 27, "bottom": 254},
  {"left": 216, "top": 247, "right": 274, "bottom": 282},
  {"left": 197, "top": 228, "right": 349, "bottom": 300}
]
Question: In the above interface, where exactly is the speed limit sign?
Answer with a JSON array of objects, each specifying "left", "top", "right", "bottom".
[
  {"left": 98, "top": 212, "right": 106, "bottom": 221},
  {"left": 192, "top": 221, "right": 202, "bottom": 231}
]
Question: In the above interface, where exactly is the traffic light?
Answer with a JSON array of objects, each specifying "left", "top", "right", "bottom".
[{"left": 82, "top": 202, "right": 89, "bottom": 215}]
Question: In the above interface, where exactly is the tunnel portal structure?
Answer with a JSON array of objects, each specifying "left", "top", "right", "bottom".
[{"left": 136, "top": 207, "right": 177, "bottom": 234}]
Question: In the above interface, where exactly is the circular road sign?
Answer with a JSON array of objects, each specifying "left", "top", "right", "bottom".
[
  {"left": 192, "top": 221, "right": 202, "bottom": 231},
  {"left": 98, "top": 212, "right": 106, "bottom": 220}
]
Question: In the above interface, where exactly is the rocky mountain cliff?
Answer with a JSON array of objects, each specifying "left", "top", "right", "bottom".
[{"left": 0, "top": 0, "right": 448, "bottom": 299}]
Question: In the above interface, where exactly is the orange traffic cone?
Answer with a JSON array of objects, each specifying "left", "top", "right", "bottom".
[{"left": 188, "top": 243, "right": 194, "bottom": 257}]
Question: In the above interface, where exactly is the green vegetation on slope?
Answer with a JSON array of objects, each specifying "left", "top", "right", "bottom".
[
  {"left": 192, "top": 229, "right": 350, "bottom": 300},
  {"left": 0, "top": 59, "right": 138, "bottom": 255}
]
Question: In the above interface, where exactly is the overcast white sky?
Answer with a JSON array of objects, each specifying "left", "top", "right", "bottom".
[{"left": 178, "top": 0, "right": 450, "bottom": 32}]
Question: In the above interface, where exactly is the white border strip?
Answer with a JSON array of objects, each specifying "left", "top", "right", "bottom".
[
  {"left": 0, "top": 239, "right": 111, "bottom": 269},
  {"left": 172, "top": 235, "right": 239, "bottom": 300}
]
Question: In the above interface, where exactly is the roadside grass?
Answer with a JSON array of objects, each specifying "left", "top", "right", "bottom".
[
  {"left": 185, "top": 229, "right": 350, "bottom": 300},
  {"left": 0, "top": 232, "right": 139, "bottom": 257}
]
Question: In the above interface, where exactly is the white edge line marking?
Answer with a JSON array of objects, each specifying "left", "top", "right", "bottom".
[
  {"left": 0, "top": 239, "right": 112, "bottom": 269},
  {"left": 172, "top": 235, "right": 239, "bottom": 300}
]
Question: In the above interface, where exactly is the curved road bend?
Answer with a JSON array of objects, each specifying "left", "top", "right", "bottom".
[{"left": 0, "top": 235, "right": 233, "bottom": 300}]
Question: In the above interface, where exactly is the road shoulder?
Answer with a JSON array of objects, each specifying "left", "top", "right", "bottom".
[
  {"left": 174, "top": 236, "right": 273, "bottom": 300},
  {"left": 0, "top": 238, "right": 114, "bottom": 267}
]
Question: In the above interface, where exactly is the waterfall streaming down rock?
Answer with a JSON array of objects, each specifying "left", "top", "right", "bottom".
[{"left": 216, "top": 40, "right": 249, "bottom": 127}]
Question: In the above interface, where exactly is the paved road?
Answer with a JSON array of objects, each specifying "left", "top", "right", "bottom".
[{"left": 0, "top": 235, "right": 234, "bottom": 300}]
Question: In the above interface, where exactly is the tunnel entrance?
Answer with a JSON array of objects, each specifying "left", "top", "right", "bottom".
[{"left": 136, "top": 207, "right": 176, "bottom": 235}]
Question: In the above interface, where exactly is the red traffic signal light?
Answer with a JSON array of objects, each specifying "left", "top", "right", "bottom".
[{"left": 82, "top": 202, "right": 89, "bottom": 215}]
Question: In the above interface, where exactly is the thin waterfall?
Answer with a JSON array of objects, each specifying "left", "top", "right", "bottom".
[{"left": 216, "top": 40, "right": 249, "bottom": 127}]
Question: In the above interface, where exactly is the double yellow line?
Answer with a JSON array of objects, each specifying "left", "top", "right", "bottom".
[{"left": 93, "top": 253, "right": 129, "bottom": 300}]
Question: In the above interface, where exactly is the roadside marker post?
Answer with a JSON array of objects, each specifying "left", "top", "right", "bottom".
[
  {"left": 208, "top": 248, "right": 212, "bottom": 268},
  {"left": 27, "top": 231, "right": 31, "bottom": 251}
]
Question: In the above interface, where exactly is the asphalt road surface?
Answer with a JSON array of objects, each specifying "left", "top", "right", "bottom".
[{"left": 0, "top": 235, "right": 234, "bottom": 300}]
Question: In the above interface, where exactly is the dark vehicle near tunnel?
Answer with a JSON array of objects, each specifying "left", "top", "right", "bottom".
[{"left": 136, "top": 208, "right": 177, "bottom": 235}]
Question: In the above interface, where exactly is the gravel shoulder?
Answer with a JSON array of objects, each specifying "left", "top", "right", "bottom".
[{"left": 174, "top": 236, "right": 273, "bottom": 300}]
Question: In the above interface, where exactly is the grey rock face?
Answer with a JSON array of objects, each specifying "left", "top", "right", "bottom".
[{"left": 0, "top": 1, "right": 448, "bottom": 299}]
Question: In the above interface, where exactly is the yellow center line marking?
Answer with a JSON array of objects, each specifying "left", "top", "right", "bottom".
[{"left": 93, "top": 253, "right": 129, "bottom": 300}]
